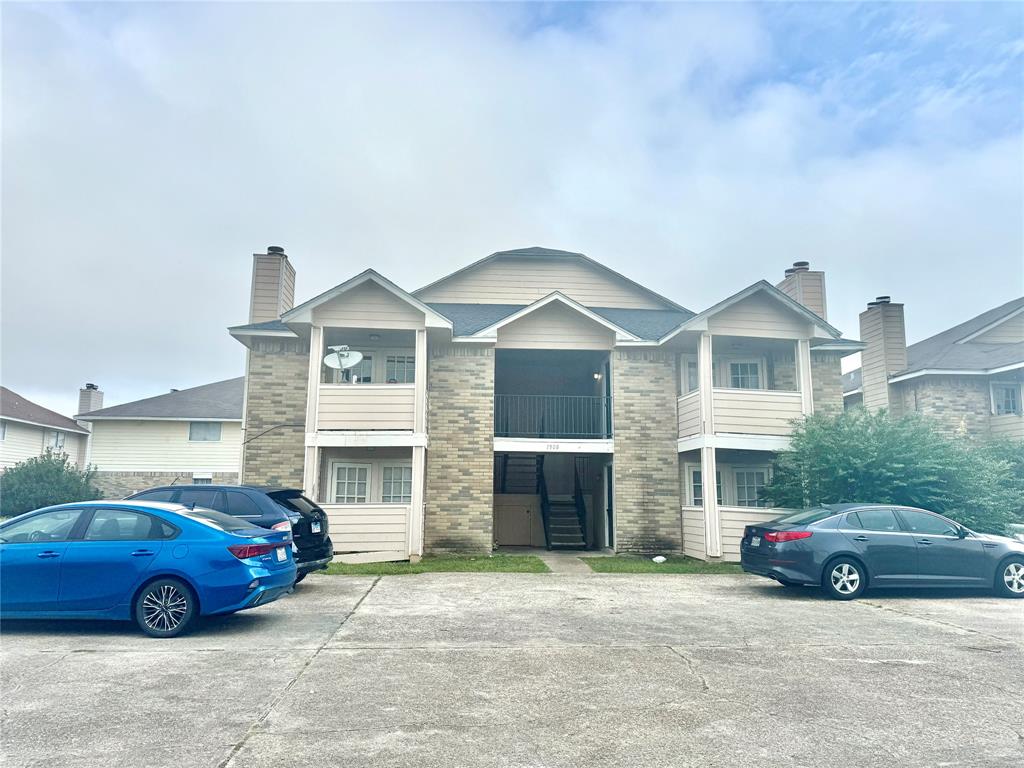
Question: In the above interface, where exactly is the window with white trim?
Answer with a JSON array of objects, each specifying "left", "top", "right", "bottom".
[
  {"left": 729, "top": 361, "right": 762, "bottom": 390},
  {"left": 192, "top": 476, "right": 212, "bottom": 485},
  {"left": 679, "top": 355, "right": 699, "bottom": 395},
  {"left": 47, "top": 430, "right": 66, "bottom": 451},
  {"left": 690, "top": 468, "right": 722, "bottom": 507},
  {"left": 991, "top": 382, "right": 1022, "bottom": 416},
  {"left": 735, "top": 470, "right": 768, "bottom": 507},
  {"left": 189, "top": 422, "right": 222, "bottom": 442},
  {"left": 332, "top": 463, "right": 370, "bottom": 504},
  {"left": 385, "top": 355, "right": 415, "bottom": 384},
  {"left": 381, "top": 465, "right": 413, "bottom": 503}
]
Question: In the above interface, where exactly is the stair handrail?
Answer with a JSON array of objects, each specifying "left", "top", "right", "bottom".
[
  {"left": 537, "top": 454, "right": 552, "bottom": 551},
  {"left": 573, "top": 462, "right": 588, "bottom": 549}
]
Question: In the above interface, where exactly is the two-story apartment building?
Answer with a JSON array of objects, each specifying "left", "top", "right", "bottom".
[
  {"left": 0, "top": 386, "right": 91, "bottom": 470},
  {"left": 843, "top": 296, "right": 1024, "bottom": 441},
  {"left": 230, "top": 247, "right": 862, "bottom": 562}
]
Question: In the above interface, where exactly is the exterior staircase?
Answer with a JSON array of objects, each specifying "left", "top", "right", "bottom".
[
  {"left": 546, "top": 495, "right": 586, "bottom": 549},
  {"left": 494, "top": 453, "right": 588, "bottom": 550}
]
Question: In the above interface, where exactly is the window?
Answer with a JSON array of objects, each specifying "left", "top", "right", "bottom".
[
  {"left": 333, "top": 464, "right": 370, "bottom": 504},
  {"left": 0, "top": 420, "right": 6, "bottom": 441},
  {"left": 0, "top": 509, "right": 82, "bottom": 543},
  {"left": 176, "top": 488, "right": 222, "bottom": 511},
  {"left": 47, "top": 431, "right": 66, "bottom": 451},
  {"left": 84, "top": 509, "right": 172, "bottom": 541},
  {"left": 382, "top": 465, "right": 413, "bottom": 503},
  {"left": 343, "top": 356, "right": 374, "bottom": 384},
  {"left": 992, "top": 383, "right": 1022, "bottom": 415},
  {"left": 850, "top": 508, "right": 900, "bottom": 532},
  {"left": 898, "top": 509, "right": 959, "bottom": 536},
  {"left": 679, "top": 355, "right": 699, "bottom": 395},
  {"left": 729, "top": 361, "right": 762, "bottom": 390},
  {"left": 188, "top": 422, "right": 222, "bottom": 442},
  {"left": 192, "top": 477, "right": 212, "bottom": 485},
  {"left": 225, "top": 492, "right": 262, "bottom": 518},
  {"left": 131, "top": 489, "right": 176, "bottom": 502},
  {"left": 691, "top": 469, "right": 723, "bottom": 507},
  {"left": 735, "top": 470, "right": 768, "bottom": 507},
  {"left": 385, "top": 355, "right": 415, "bottom": 384}
]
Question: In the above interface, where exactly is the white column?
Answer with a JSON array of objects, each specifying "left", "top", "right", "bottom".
[
  {"left": 409, "top": 445, "right": 426, "bottom": 559},
  {"left": 698, "top": 332, "right": 715, "bottom": 435},
  {"left": 302, "top": 326, "right": 323, "bottom": 498},
  {"left": 414, "top": 329, "right": 428, "bottom": 434},
  {"left": 701, "top": 445, "right": 722, "bottom": 558},
  {"left": 797, "top": 339, "right": 814, "bottom": 415}
]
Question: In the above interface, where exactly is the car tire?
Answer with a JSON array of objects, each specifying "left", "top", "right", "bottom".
[
  {"left": 294, "top": 572, "right": 307, "bottom": 585},
  {"left": 995, "top": 557, "right": 1024, "bottom": 599},
  {"left": 822, "top": 557, "right": 866, "bottom": 600},
  {"left": 134, "top": 578, "right": 197, "bottom": 638}
]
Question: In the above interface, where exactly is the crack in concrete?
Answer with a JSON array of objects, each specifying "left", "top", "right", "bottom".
[
  {"left": 213, "top": 576, "right": 381, "bottom": 768},
  {"left": 856, "top": 599, "right": 1018, "bottom": 645},
  {"left": 667, "top": 646, "right": 711, "bottom": 693}
]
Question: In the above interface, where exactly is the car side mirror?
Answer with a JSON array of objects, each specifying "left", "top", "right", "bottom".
[{"left": 957, "top": 527, "right": 968, "bottom": 539}]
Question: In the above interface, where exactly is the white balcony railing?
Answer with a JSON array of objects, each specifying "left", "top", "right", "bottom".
[
  {"left": 320, "top": 503, "right": 410, "bottom": 554},
  {"left": 711, "top": 388, "right": 803, "bottom": 436},
  {"left": 316, "top": 384, "right": 415, "bottom": 431}
]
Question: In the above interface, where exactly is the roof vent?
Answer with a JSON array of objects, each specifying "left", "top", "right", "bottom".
[
  {"left": 267, "top": 245, "right": 285, "bottom": 254},
  {"left": 169, "top": 388, "right": 179, "bottom": 393}
]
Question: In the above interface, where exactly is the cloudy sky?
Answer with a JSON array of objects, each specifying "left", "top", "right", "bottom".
[{"left": 3, "top": 1, "right": 1022, "bottom": 417}]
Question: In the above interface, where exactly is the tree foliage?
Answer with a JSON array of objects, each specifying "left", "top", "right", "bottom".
[
  {"left": 0, "top": 451, "right": 101, "bottom": 518},
  {"left": 763, "top": 409, "right": 1024, "bottom": 534}
]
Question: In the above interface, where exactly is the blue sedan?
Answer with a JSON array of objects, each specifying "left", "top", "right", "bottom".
[{"left": 0, "top": 501, "right": 297, "bottom": 637}]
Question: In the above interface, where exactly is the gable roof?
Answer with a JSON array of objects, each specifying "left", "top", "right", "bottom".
[
  {"left": 413, "top": 246, "right": 691, "bottom": 313},
  {"left": 0, "top": 387, "right": 90, "bottom": 434},
  {"left": 659, "top": 280, "right": 846, "bottom": 344},
  {"left": 465, "top": 292, "right": 643, "bottom": 341},
  {"left": 76, "top": 377, "right": 244, "bottom": 421},
  {"left": 281, "top": 269, "right": 452, "bottom": 329}
]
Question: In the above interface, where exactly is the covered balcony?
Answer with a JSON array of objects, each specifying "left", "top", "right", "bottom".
[{"left": 493, "top": 350, "right": 611, "bottom": 440}]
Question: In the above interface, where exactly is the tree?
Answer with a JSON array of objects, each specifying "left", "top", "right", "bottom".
[
  {"left": 0, "top": 451, "right": 101, "bottom": 518},
  {"left": 763, "top": 409, "right": 1024, "bottom": 534}
]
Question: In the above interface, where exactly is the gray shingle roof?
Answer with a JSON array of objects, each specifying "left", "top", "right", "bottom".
[
  {"left": 228, "top": 319, "right": 291, "bottom": 333},
  {"left": 842, "top": 369, "right": 862, "bottom": 394},
  {"left": 0, "top": 387, "right": 90, "bottom": 433},
  {"left": 77, "top": 377, "right": 244, "bottom": 420}
]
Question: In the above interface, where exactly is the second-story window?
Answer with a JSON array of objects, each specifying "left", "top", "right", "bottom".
[
  {"left": 992, "top": 383, "right": 1022, "bottom": 415},
  {"left": 729, "top": 361, "right": 762, "bottom": 390},
  {"left": 47, "top": 430, "right": 66, "bottom": 451},
  {"left": 189, "top": 422, "right": 222, "bottom": 442},
  {"left": 386, "top": 355, "right": 415, "bottom": 384},
  {"left": 679, "top": 355, "right": 699, "bottom": 395}
]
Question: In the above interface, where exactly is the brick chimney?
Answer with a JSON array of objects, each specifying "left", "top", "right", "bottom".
[
  {"left": 776, "top": 261, "right": 828, "bottom": 320},
  {"left": 858, "top": 296, "right": 908, "bottom": 415},
  {"left": 77, "top": 382, "right": 103, "bottom": 416},
  {"left": 249, "top": 245, "right": 296, "bottom": 323}
]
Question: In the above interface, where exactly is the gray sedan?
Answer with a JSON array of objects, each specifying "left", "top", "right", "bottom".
[{"left": 740, "top": 503, "right": 1024, "bottom": 600}]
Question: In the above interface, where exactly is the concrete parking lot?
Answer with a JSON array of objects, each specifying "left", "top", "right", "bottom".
[{"left": 2, "top": 572, "right": 1022, "bottom": 768}]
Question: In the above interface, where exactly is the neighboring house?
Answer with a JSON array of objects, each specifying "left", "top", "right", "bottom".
[
  {"left": 0, "top": 386, "right": 91, "bottom": 470},
  {"left": 76, "top": 378, "right": 244, "bottom": 496},
  {"left": 229, "top": 247, "right": 863, "bottom": 562},
  {"left": 843, "top": 296, "right": 1024, "bottom": 441}
]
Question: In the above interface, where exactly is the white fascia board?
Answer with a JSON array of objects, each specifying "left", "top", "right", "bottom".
[
  {"left": 77, "top": 416, "right": 242, "bottom": 422},
  {"left": 812, "top": 341, "right": 867, "bottom": 352},
  {"left": 281, "top": 270, "right": 453, "bottom": 330},
  {"left": 228, "top": 328, "right": 298, "bottom": 339},
  {"left": 956, "top": 306, "right": 1024, "bottom": 344},
  {"left": 843, "top": 388, "right": 863, "bottom": 397},
  {"left": 493, "top": 437, "right": 614, "bottom": 454},
  {"left": 1, "top": 416, "right": 90, "bottom": 435},
  {"left": 677, "top": 433, "right": 792, "bottom": 453},
  {"left": 470, "top": 292, "right": 641, "bottom": 342},
  {"left": 306, "top": 431, "right": 429, "bottom": 448},
  {"left": 887, "top": 362, "right": 1024, "bottom": 384}
]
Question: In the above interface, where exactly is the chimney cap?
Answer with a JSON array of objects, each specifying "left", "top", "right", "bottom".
[
  {"left": 784, "top": 267, "right": 796, "bottom": 276},
  {"left": 867, "top": 296, "right": 893, "bottom": 307},
  {"left": 267, "top": 245, "right": 286, "bottom": 254},
  {"left": 791, "top": 261, "right": 810, "bottom": 272},
  {"left": 84, "top": 383, "right": 98, "bottom": 390}
]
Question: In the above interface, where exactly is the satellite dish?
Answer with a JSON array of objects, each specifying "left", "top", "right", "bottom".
[{"left": 323, "top": 345, "right": 364, "bottom": 370}]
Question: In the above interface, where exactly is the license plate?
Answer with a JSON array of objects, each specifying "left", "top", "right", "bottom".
[
  {"left": 311, "top": 521, "right": 322, "bottom": 534},
  {"left": 750, "top": 536, "right": 761, "bottom": 547},
  {"left": 275, "top": 547, "right": 287, "bottom": 562}
]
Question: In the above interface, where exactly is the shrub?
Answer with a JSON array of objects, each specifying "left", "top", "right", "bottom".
[{"left": 0, "top": 450, "right": 101, "bottom": 518}]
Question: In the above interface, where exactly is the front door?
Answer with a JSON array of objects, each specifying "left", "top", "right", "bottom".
[
  {"left": 841, "top": 508, "right": 918, "bottom": 585},
  {"left": 0, "top": 508, "right": 84, "bottom": 612},
  {"left": 896, "top": 509, "right": 989, "bottom": 586}
]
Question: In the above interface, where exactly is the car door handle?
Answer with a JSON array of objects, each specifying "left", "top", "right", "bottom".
[
  {"left": 917, "top": 539, "right": 932, "bottom": 545},
  {"left": 853, "top": 535, "right": 869, "bottom": 542},
  {"left": 130, "top": 549, "right": 156, "bottom": 557},
  {"left": 36, "top": 551, "right": 61, "bottom": 559}
]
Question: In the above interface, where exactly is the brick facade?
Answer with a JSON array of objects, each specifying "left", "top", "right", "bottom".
[
  {"left": 894, "top": 376, "right": 992, "bottom": 438},
  {"left": 811, "top": 351, "right": 843, "bottom": 414},
  {"left": 241, "top": 338, "right": 309, "bottom": 487},
  {"left": 611, "top": 349, "right": 682, "bottom": 553},
  {"left": 93, "top": 471, "right": 239, "bottom": 497},
  {"left": 424, "top": 344, "right": 495, "bottom": 553}
]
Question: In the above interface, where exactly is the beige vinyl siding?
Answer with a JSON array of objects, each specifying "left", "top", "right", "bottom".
[
  {"left": 706, "top": 294, "right": 811, "bottom": 339},
  {"left": 972, "top": 313, "right": 1024, "bottom": 344},
  {"left": 417, "top": 258, "right": 666, "bottom": 309},
  {"left": 991, "top": 413, "right": 1024, "bottom": 440},
  {"left": 719, "top": 507, "right": 784, "bottom": 561},
  {"left": 317, "top": 385, "right": 415, "bottom": 430},
  {"left": 312, "top": 282, "right": 425, "bottom": 330},
  {"left": 859, "top": 304, "right": 907, "bottom": 412},
  {"left": 495, "top": 303, "right": 615, "bottom": 350},
  {"left": 776, "top": 271, "right": 827, "bottom": 320},
  {"left": 0, "top": 422, "right": 87, "bottom": 470},
  {"left": 87, "top": 420, "right": 242, "bottom": 472},
  {"left": 321, "top": 503, "right": 409, "bottom": 553},
  {"left": 677, "top": 392, "right": 701, "bottom": 438},
  {"left": 712, "top": 389, "right": 803, "bottom": 435},
  {"left": 250, "top": 253, "right": 290, "bottom": 323},
  {"left": 681, "top": 506, "right": 706, "bottom": 560}
]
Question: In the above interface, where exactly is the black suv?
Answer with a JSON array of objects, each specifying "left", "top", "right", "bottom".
[{"left": 125, "top": 485, "right": 332, "bottom": 581}]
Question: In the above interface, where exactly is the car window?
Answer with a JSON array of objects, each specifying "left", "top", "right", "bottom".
[
  {"left": 177, "top": 507, "right": 258, "bottom": 532},
  {"left": 270, "top": 491, "right": 320, "bottom": 517},
  {"left": 771, "top": 507, "right": 838, "bottom": 526},
  {"left": 898, "top": 509, "right": 959, "bottom": 536},
  {"left": 0, "top": 509, "right": 82, "bottom": 543},
  {"left": 851, "top": 509, "right": 901, "bottom": 532},
  {"left": 225, "top": 492, "right": 262, "bottom": 518},
  {"left": 83, "top": 508, "right": 174, "bottom": 541},
  {"left": 131, "top": 489, "right": 176, "bottom": 502},
  {"left": 177, "top": 489, "right": 223, "bottom": 511}
]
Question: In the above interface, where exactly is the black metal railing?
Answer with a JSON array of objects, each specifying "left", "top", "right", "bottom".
[
  {"left": 537, "top": 455, "right": 552, "bottom": 551},
  {"left": 494, "top": 394, "right": 611, "bottom": 439},
  {"left": 573, "top": 463, "right": 588, "bottom": 548}
]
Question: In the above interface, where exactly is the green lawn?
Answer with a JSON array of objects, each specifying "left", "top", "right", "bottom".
[
  {"left": 323, "top": 553, "right": 550, "bottom": 576},
  {"left": 583, "top": 555, "right": 742, "bottom": 574}
]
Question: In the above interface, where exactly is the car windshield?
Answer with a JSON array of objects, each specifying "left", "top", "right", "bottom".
[
  {"left": 772, "top": 507, "right": 839, "bottom": 526},
  {"left": 269, "top": 491, "right": 319, "bottom": 517},
  {"left": 176, "top": 507, "right": 257, "bottom": 532}
]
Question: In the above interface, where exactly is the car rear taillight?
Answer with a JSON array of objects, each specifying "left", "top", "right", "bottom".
[
  {"left": 764, "top": 531, "right": 813, "bottom": 543},
  {"left": 271, "top": 521, "right": 291, "bottom": 532},
  {"left": 228, "top": 543, "right": 280, "bottom": 560}
]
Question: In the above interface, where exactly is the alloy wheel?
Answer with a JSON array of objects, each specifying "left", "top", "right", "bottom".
[
  {"left": 830, "top": 563, "right": 861, "bottom": 595},
  {"left": 1003, "top": 562, "right": 1024, "bottom": 595},
  {"left": 141, "top": 584, "right": 189, "bottom": 632}
]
